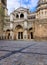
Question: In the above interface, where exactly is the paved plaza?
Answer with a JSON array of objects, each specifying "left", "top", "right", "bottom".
[{"left": 0, "top": 40, "right": 47, "bottom": 65}]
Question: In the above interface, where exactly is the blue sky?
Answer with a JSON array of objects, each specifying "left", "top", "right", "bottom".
[{"left": 7, "top": 0, "right": 38, "bottom": 14}]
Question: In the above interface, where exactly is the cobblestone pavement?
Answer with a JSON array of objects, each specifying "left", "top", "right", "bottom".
[{"left": 0, "top": 40, "right": 47, "bottom": 65}]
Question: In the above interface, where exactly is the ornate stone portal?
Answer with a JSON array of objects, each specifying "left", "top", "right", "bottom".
[{"left": 0, "top": 0, "right": 47, "bottom": 40}]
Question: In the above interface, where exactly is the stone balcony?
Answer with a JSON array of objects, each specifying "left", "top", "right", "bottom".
[
  {"left": 14, "top": 18, "right": 26, "bottom": 22},
  {"left": 14, "top": 18, "right": 35, "bottom": 23}
]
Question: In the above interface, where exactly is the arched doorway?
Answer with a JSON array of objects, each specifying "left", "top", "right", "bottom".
[
  {"left": 6, "top": 29, "right": 10, "bottom": 39},
  {"left": 29, "top": 27, "right": 33, "bottom": 39},
  {"left": 15, "top": 25, "right": 23, "bottom": 40}
]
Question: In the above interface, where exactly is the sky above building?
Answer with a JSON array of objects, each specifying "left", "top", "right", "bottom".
[{"left": 7, "top": 0, "right": 38, "bottom": 14}]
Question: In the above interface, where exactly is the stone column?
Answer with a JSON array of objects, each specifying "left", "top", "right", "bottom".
[
  {"left": 10, "top": 22, "right": 13, "bottom": 40},
  {"left": 16, "top": 32, "right": 18, "bottom": 40},
  {"left": 3, "top": 32, "right": 5, "bottom": 40},
  {"left": 19, "top": 14, "right": 20, "bottom": 19},
  {"left": 23, "top": 20, "right": 28, "bottom": 40},
  {"left": 10, "top": 31, "right": 14, "bottom": 40},
  {"left": 10, "top": 14, "right": 13, "bottom": 21},
  {"left": 23, "top": 30, "right": 28, "bottom": 40}
]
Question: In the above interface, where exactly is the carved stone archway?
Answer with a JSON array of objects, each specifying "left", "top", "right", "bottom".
[
  {"left": 6, "top": 29, "right": 10, "bottom": 39},
  {"left": 28, "top": 27, "right": 33, "bottom": 39},
  {"left": 14, "top": 25, "right": 24, "bottom": 40}
]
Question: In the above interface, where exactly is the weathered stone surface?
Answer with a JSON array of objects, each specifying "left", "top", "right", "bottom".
[{"left": 0, "top": 41, "right": 47, "bottom": 65}]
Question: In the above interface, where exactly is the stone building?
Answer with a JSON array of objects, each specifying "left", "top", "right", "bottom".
[
  {"left": 0, "top": 0, "right": 8, "bottom": 39},
  {"left": 0, "top": 0, "right": 47, "bottom": 40}
]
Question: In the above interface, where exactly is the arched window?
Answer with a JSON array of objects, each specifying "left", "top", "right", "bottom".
[
  {"left": 20, "top": 13, "right": 24, "bottom": 18},
  {"left": 6, "top": 29, "right": 10, "bottom": 32},
  {"left": 29, "top": 28, "right": 33, "bottom": 30},
  {"left": 16, "top": 25, "right": 23, "bottom": 29},
  {"left": 16, "top": 14, "right": 19, "bottom": 18}
]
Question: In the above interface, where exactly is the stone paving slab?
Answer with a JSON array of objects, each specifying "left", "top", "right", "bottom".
[
  {"left": 0, "top": 41, "right": 47, "bottom": 65},
  {"left": 0, "top": 51, "right": 10, "bottom": 57},
  {"left": 22, "top": 42, "right": 47, "bottom": 54},
  {"left": 0, "top": 53, "right": 47, "bottom": 65},
  {"left": 0, "top": 41, "right": 36, "bottom": 51}
]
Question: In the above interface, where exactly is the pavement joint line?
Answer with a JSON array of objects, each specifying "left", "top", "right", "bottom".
[
  {"left": 17, "top": 43, "right": 36, "bottom": 52},
  {"left": 0, "top": 43, "right": 36, "bottom": 52},
  {"left": 20, "top": 52, "right": 47, "bottom": 55},
  {"left": 1, "top": 43, "right": 47, "bottom": 61},
  {"left": 0, "top": 50, "right": 12, "bottom": 52},
  {"left": 0, "top": 43, "right": 36, "bottom": 61}
]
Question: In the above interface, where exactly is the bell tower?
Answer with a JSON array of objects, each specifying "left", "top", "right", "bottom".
[
  {"left": 0, "top": 0, "right": 7, "bottom": 16},
  {"left": 0, "top": 0, "right": 7, "bottom": 7},
  {"left": 36, "top": 0, "right": 47, "bottom": 19},
  {"left": 0, "top": 0, "right": 7, "bottom": 39}
]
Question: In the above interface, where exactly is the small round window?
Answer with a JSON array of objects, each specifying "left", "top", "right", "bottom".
[
  {"left": 20, "top": 13, "right": 24, "bottom": 18},
  {"left": 16, "top": 14, "right": 19, "bottom": 18}
]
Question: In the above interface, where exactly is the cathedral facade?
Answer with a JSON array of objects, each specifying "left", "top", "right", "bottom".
[{"left": 0, "top": 0, "right": 47, "bottom": 40}]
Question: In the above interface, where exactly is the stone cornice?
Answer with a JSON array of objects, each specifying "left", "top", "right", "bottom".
[
  {"left": 37, "top": 2, "right": 47, "bottom": 8},
  {"left": 36, "top": 7, "right": 47, "bottom": 12}
]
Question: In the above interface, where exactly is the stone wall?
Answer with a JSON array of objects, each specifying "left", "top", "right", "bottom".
[{"left": 34, "top": 19, "right": 47, "bottom": 40}]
